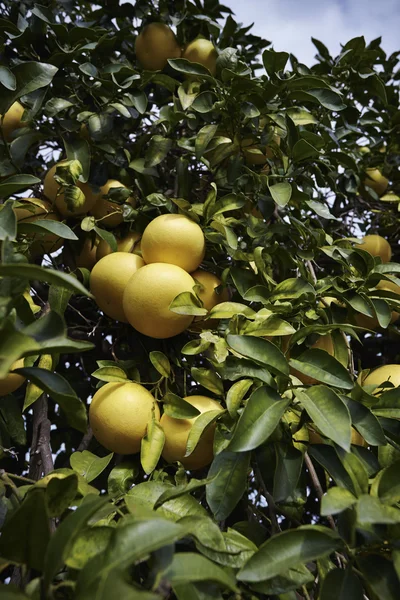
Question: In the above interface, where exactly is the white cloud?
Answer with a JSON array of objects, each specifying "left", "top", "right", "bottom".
[{"left": 226, "top": 0, "right": 400, "bottom": 65}]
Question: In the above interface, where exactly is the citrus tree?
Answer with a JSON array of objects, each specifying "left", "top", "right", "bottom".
[{"left": 0, "top": 0, "right": 400, "bottom": 598}]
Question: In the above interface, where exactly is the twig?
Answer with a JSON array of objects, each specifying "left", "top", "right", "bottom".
[
  {"left": 255, "top": 464, "right": 281, "bottom": 534},
  {"left": 29, "top": 394, "right": 54, "bottom": 480},
  {"left": 0, "top": 469, "right": 23, "bottom": 502},
  {"left": 304, "top": 452, "right": 336, "bottom": 530},
  {"left": 76, "top": 426, "right": 93, "bottom": 452}
]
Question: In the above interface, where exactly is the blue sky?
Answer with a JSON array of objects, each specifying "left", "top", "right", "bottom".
[{"left": 226, "top": 0, "right": 400, "bottom": 66}]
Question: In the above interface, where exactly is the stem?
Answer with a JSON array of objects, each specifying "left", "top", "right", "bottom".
[
  {"left": 304, "top": 452, "right": 336, "bottom": 530},
  {"left": 254, "top": 464, "right": 281, "bottom": 534},
  {"left": 0, "top": 469, "right": 23, "bottom": 502},
  {"left": 29, "top": 394, "right": 54, "bottom": 480}
]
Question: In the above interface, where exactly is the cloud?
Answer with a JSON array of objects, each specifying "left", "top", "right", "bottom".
[{"left": 226, "top": 0, "right": 400, "bottom": 65}]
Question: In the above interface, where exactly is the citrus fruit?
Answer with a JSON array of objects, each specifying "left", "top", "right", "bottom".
[
  {"left": 141, "top": 214, "right": 205, "bottom": 272},
  {"left": 14, "top": 198, "right": 63, "bottom": 256},
  {"left": 308, "top": 426, "right": 366, "bottom": 446},
  {"left": 160, "top": 395, "right": 223, "bottom": 469},
  {"left": 192, "top": 269, "right": 229, "bottom": 313},
  {"left": 135, "top": 23, "right": 181, "bottom": 71},
  {"left": 182, "top": 38, "right": 217, "bottom": 76},
  {"left": 89, "top": 382, "right": 160, "bottom": 454},
  {"left": 356, "top": 234, "right": 392, "bottom": 263},
  {"left": 73, "top": 235, "right": 100, "bottom": 270},
  {"left": 362, "top": 364, "right": 400, "bottom": 394},
  {"left": 0, "top": 358, "right": 26, "bottom": 396},
  {"left": 123, "top": 263, "right": 195, "bottom": 338},
  {"left": 354, "top": 279, "right": 400, "bottom": 330},
  {"left": 43, "top": 163, "right": 98, "bottom": 217},
  {"left": 90, "top": 180, "right": 135, "bottom": 228},
  {"left": 90, "top": 252, "right": 144, "bottom": 322},
  {"left": 1, "top": 101, "right": 27, "bottom": 141},
  {"left": 96, "top": 231, "right": 141, "bottom": 261},
  {"left": 364, "top": 168, "right": 389, "bottom": 196}
]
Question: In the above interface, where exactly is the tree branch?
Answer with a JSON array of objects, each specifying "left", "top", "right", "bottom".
[
  {"left": 304, "top": 452, "right": 335, "bottom": 529},
  {"left": 29, "top": 394, "right": 53, "bottom": 481}
]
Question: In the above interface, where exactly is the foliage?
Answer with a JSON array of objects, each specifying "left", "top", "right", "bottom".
[{"left": 0, "top": 0, "right": 400, "bottom": 598}]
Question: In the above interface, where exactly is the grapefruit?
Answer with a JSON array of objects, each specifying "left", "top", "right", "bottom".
[
  {"left": 160, "top": 395, "right": 223, "bottom": 469},
  {"left": 123, "top": 263, "right": 195, "bottom": 338},
  {"left": 1, "top": 101, "right": 26, "bottom": 141},
  {"left": 96, "top": 231, "right": 141, "bottom": 261},
  {"left": 364, "top": 168, "right": 389, "bottom": 197},
  {"left": 183, "top": 39, "right": 218, "bottom": 76},
  {"left": 89, "top": 382, "right": 160, "bottom": 454},
  {"left": 192, "top": 269, "right": 229, "bottom": 313},
  {"left": 362, "top": 365, "right": 400, "bottom": 394},
  {"left": 356, "top": 234, "right": 392, "bottom": 263},
  {"left": 90, "top": 252, "right": 144, "bottom": 322},
  {"left": 43, "top": 163, "right": 98, "bottom": 217},
  {"left": 90, "top": 180, "right": 135, "bottom": 228},
  {"left": 141, "top": 214, "right": 205, "bottom": 272},
  {"left": 73, "top": 236, "right": 100, "bottom": 270},
  {"left": 0, "top": 358, "right": 25, "bottom": 397},
  {"left": 135, "top": 23, "right": 181, "bottom": 71}
]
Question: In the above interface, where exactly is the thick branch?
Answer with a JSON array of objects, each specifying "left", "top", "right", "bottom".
[{"left": 29, "top": 394, "right": 53, "bottom": 480}]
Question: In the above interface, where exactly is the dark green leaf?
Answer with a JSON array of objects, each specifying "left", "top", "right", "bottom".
[
  {"left": 319, "top": 568, "right": 364, "bottom": 600},
  {"left": 206, "top": 451, "right": 250, "bottom": 521},
  {"left": 290, "top": 351, "right": 354, "bottom": 389},
  {"left": 227, "top": 335, "right": 289, "bottom": 377}
]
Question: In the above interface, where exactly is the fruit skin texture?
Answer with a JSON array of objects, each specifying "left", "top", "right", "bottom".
[
  {"left": 141, "top": 214, "right": 205, "bottom": 273},
  {"left": 363, "top": 365, "right": 400, "bottom": 394},
  {"left": 0, "top": 358, "right": 26, "bottom": 397},
  {"left": 14, "top": 198, "right": 63, "bottom": 256},
  {"left": 43, "top": 164, "right": 98, "bottom": 217},
  {"left": 89, "top": 382, "right": 160, "bottom": 454},
  {"left": 123, "top": 263, "right": 195, "bottom": 339},
  {"left": 90, "top": 180, "right": 135, "bottom": 228},
  {"left": 192, "top": 269, "right": 229, "bottom": 312},
  {"left": 1, "top": 101, "right": 26, "bottom": 141},
  {"left": 357, "top": 234, "right": 392, "bottom": 263},
  {"left": 74, "top": 236, "right": 100, "bottom": 270},
  {"left": 96, "top": 231, "right": 141, "bottom": 261},
  {"left": 135, "top": 23, "right": 181, "bottom": 71},
  {"left": 90, "top": 252, "right": 145, "bottom": 322},
  {"left": 364, "top": 168, "right": 389, "bottom": 197},
  {"left": 160, "top": 395, "right": 223, "bottom": 469},
  {"left": 183, "top": 39, "right": 218, "bottom": 76},
  {"left": 291, "top": 334, "right": 335, "bottom": 386}
]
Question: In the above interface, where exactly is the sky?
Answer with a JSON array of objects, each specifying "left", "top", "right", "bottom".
[{"left": 225, "top": 0, "right": 400, "bottom": 66}]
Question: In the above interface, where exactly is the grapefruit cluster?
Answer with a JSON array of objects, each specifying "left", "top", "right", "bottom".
[
  {"left": 135, "top": 23, "right": 218, "bottom": 76},
  {"left": 89, "top": 213, "right": 228, "bottom": 339}
]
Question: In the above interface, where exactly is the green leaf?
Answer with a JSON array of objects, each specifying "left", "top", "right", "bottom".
[
  {"left": 149, "top": 351, "right": 170, "bottom": 377},
  {"left": 18, "top": 219, "right": 78, "bottom": 240},
  {"left": 228, "top": 386, "right": 290, "bottom": 452},
  {"left": 226, "top": 379, "right": 253, "bottom": 418},
  {"left": 378, "top": 460, "right": 400, "bottom": 505},
  {"left": 250, "top": 563, "right": 313, "bottom": 595},
  {"left": 145, "top": 135, "right": 172, "bottom": 167},
  {"left": 0, "top": 264, "right": 92, "bottom": 297},
  {"left": 43, "top": 495, "right": 111, "bottom": 590},
  {"left": 46, "top": 473, "right": 79, "bottom": 517},
  {"left": 191, "top": 367, "right": 224, "bottom": 395},
  {"left": 238, "top": 526, "right": 340, "bottom": 582},
  {"left": 269, "top": 278, "right": 315, "bottom": 301},
  {"left": 168, "top": 58, "right": 215, "bottom": 79},
  {"left": 227, "top": 334, "right": 289, "bottom": 377},
  {"left": 290, "top": 351, "right": 354, "bottom": 389},
  {"left": 321, "top": 487, "right": 357, "bottom": 516},
  {"left": 292, "top": 139, "right": 320, "bottom": 162},
  {"left": 163, "top": 393, "right": 201, "bottom": 419},
  {"left": 319, "top": 568, "right": 364, "bottom": 600},
  {"left": 154, "top": 476, "right": 215, "bottom": 509},
  {"left": 126, "top": 481, "right": 208, "bottom": 521},
  {"left": 70, "top": 450, "right": 113, "bottom": 482},
  {"left": 306, "top": 89, "right": 346, "bottom": 111},
  {"left": 211, "top": 193, "right": 245, "bottom": 216},
  {"left": 63, "top": 136, "right": 91, "bottom": 183},
  {"left": 195, "top": 124, "right": 218, "bottom": 159},
  {"left": 357, "top": 555, "right": 400, "bottom": 600},
  {"left": 0, "top": 201, "right": 17, "bottom": 240},
  {"left": 273, "top": 444, "right": 303, "bottom": 503},
  {"left": 209, "top": 302, "right": 256, "bottom": 319},
  {"left": 0, "top": 65, "right": 16, "bottom": 90},
  {"left": 0, "top": 61, "right": 58, "bottom": 113},
  {"left": 206, "top": 451, "right": 250, "bottom": 521},
  {"left": 166, "top": 552, "right": 238, "bottom": 592},
  {"left": 309, "top": 445, "right": 357, "bottom": 495},
  {"left": 192, "top": 92, "right": 217, "bottom": 113},
  {"left": 107, "top": 460, "right": 138, "bottom": 497},
  {"left": 48, "top": 285, "right": 73, "bottom": 316},
  {"left": 262, "top": 49, "right": 289, "bottom": 76},
  {"left": 91, "top": 366, "right": 128, "bottom": 383},
  {"left": 65, "top": 526, "right": 112, "bottom": 570},
  {"left": 268, "top": 182, "right": 292, "bottom": 207},
  {"left": 0, "top": 584, "right": 30, "bottom": 599},
  {"left": 170, "top": 291, "right": 208, "bottom": 317},
  {"left": 295, "top": 386, "right": 352, "bottom": 451},
  {"left": 357, "top": 494, "right": 400, "bottom": 524},
  {"left": 0, "top": 489, "right": 50, "bottom": 572},
  {"left": 0, "top": 396, "right": 26, "bottom": 445},
  {"left": 0, "top": 175, "right": 41, "bottom": 199},
  {"left": 185, "top": 410, "right": 222, "bottom": 456},
  {"left": 306, "top": 200, "right": 341, "bottom": 221},
  {"left": 141, "top": 413, "right": 165, "bottom": 474},
  {"left": 17, "top": 367, "right": 87, "bottom": 432},
  {"left": 340, "top": 395, "right": 386, "bottom": 446}
]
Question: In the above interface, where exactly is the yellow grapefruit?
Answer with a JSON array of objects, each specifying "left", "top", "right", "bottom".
[
  {"left": 90, "top": 180, "right": 135, "bottom": 228},
  {"left": 0, "top": 358, "right": 25, "bottom": 397},
  {"left": 160, "top": 395, "right": 223, "bottom": 469},
  {"left": 14, "top": 198, "right": 63, "bottom": 256},
  {"left": 123, "top": 263, "right": 195, "bottom": 338},
  {"left": 96, "top": 231, "right": 141, "bottom": 261},
  {"left": 308, "top": 426, "right": 366, "bottom": 447},
  {"left": 73, "top": 236, "right": 100, "bottom": 270},
  {"left": 356, "top": 234, "right": 392, "bottom": 263},
  {"left": 43, "top": 164, "right": 98, "bottom": 217},
  {"left": 1, "top": 101, "right": 26, "bottom": 141},
  {"left": 135, "top": 23, "right": 181, "bottom": 71},
  {"left": 183, "top": 39, "right": 218, "bottom": 76},
  {"left": 192, "top": 269, "right": 229, "bottom": 314},
  {"left": 364, "top": 168, "right": 389, "bottom": 197},
  {"left": 362, "top": 365, "right": 400, "bottom": 394},
  {"left": 141, "top": 214, "right": 205, "bottom": 272},
  {"left": 90, "top": 252, "right": 144, "bottom": 322},
  {"left": 89, "top": 382, "right": 160, "bottom": 454}
]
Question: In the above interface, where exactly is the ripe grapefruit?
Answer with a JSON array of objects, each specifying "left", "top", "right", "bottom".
[
  {"left": 1, "top": 101, "right": 27, "bottom": 141},
  {"left": 135, "top": 23, "right": 181, "bottom": 71},
  {"left": 0, "top": 358, "right": 25, "bottom": 397},
  {"left": 364, "top": 168, "right": 389, "bottom": 197},
  {"left": 96, "top": 231, "right": 141, "bottom": 261},
  {"left": 183, "top": 38, "right": 218, "bottom": 76},
  {"left": 356, "top": 234, "right": 392, "bottom": 263},
  {"left": 90, "top": 180, "right": 135, "bottom": 228},
  {"left": 43, "top": 164, "right": 98, "bottom": 217}
]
